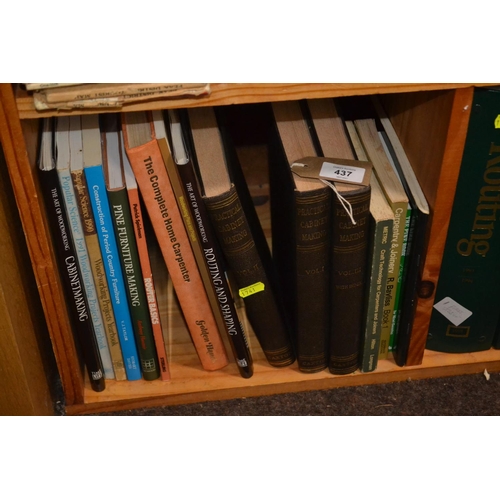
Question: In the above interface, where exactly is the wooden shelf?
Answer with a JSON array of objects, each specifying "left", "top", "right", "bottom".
[
  {"left": 74, "top": 340, "right": 500, "bottom": 415},
  {"left": 3, "top": 82, "right": 500, "bottom": 415},
  {"left": 15, "top": 83, "right": 484, "bottom": 119}
]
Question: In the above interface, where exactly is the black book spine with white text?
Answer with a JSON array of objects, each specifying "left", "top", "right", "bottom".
[{"left": 38, "top": 119, "right": 105, "bottom": 392}]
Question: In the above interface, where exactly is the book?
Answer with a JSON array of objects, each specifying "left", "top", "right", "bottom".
[
  {"left": 101, "top": 115, "right": 160, "bottom": 381},
  {"left": 82, "top": 114, "right": 142, "bottom": 381},
  {"left": 121, "top": 110, "right": 229, "bottom": 372},
  {"left": 33, "top": 83, "right": 211, "bottom": 111},
  {"left": 55, "top": 115, "right": 114, "bottom": 380},
  {"left": 268, "top": 100, "right": 331, "bottom": 372},
  {"left": 73, "top": 118, "right": 127, "bottom": 381},
  {"left": 37, "top": 117, "right": 105, "bottom": 392},
  {"left": 428, "top": 87, "right": 500, "bottom": 353},
  {"left": 307, "top": 99, "right": 372, "bottom": 375},
  {"left": 186, "top": 105, "right": 295, "bottom": 368},
  {"left": 121, "top": 129, "right": 172, "bottom": 381},
  {"left": 345, "top": 120, "right": 394, "bottom": 372},
  {"left": 373, "top": 96, "right": 430, "bottom": 367},
  {"left": 354, "top": 118, "right": 410, "bottom": 360},
  {"left": 162, "top": 108, "right": 253, "bottom": 378}
]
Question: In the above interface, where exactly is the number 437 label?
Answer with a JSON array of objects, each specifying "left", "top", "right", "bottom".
[
  {"left": 290, "top": 156, "right": 372, "bottom": 187},
  {"left": 320, "top": 162, "right": 366, "bottom": 184}
]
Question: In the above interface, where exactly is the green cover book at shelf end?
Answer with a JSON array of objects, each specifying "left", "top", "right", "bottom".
[{"left": 428, "top": 87, "right": 500, "bottom": 353}]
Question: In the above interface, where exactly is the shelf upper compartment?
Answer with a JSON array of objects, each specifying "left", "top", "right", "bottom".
[{"left": 15, "top": 83, "right": 480, "bottom": 119}]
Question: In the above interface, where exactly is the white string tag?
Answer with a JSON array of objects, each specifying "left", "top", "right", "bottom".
[{"left": 320, "top": 178, "right": 357, "bottom": 226}]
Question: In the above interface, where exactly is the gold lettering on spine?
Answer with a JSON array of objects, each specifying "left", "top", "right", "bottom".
[{"left": 457, "top": 143, "right": 500, "bottom": 256}]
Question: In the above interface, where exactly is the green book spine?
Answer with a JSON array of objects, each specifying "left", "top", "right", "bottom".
[
  {"left": 108, "top": 187, "right": 160, "bottom": 379},
  {"left": 388, "top": 204, "right": 412, "bottom": 351},
  {"left": 428, "top": 87, "right": 500, "bottom": 353},
  {"left": 360, "top": 217, "right": 393, "bottom": 372}
]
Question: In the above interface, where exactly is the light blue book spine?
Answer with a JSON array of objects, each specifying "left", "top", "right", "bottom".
[
  {"left": 58, "top": 168, "right": 115, "bottom": 379},
  {"left": 85, "top": 164, "right": 141, "bottom": 380}
]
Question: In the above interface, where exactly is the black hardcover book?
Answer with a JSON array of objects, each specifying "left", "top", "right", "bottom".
[
  {"left": 37, "top": 118, "right": 105, "bottom": 392},
  {"left": 184, "top": 105, "right": 295, "bottom": 368},
  {"left": 268, "top": 100, "right": 331, "bottom": 373}
]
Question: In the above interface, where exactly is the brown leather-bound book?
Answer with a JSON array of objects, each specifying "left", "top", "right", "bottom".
[
  {"left": 269, "top": 100, "right": 331, "bottom": 372},
  {"left": 121, "top": 111, "right": 228, "bottom": 372},
  {"left": 186, "top": 106, "right": 295, "bottom": 368},
  {"left": 307, "top": 99, "right": 371, "bottom": 375},
  {"left": 270, "top": 99, "right": 371, "bottom": 374}
]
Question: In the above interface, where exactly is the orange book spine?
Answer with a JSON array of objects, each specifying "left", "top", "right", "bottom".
[{"left": 123, "top": 136, "right": 228, "bottom": 371}]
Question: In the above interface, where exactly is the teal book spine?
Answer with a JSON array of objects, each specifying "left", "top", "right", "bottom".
[
  {"left": 428, "top": 87, "right": 500, "bottom": 353},
  {"left": 84, "top": 164, "right": 142, "bottom": 379},
  {"left": 58, "top": 168, "right": 114, "bottom": 379},
  {"left": 108, "top": 187, "right": 160, "bottom": 381}
]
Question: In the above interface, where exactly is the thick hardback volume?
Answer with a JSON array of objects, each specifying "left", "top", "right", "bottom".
[
  {"left": 54, "top": 116, "right": 114, "bottom": 379},
  {"left": 101, "top": 116, "right": 160, "bottom": 381},
  {"left": 75, "top": 118, "right": 126, "bottom": 381},
  {"left": 308, "top": 99, "right": 371, "bottom": 375},
  {"left": 269, "top": 100, "right": 331, "bottom": 372},
  {"left": 186, "top": 106, "right": 295, "bottom": 368},
  {"left": 121, "top": 111, "right": 229, "bottom": 371},
  {"left": 162, "top": 109, "right": 253, "bottom": 378},
  {"left": 121, "top": 132, "right": 171, "bottom": 381},
  {"left": 354, "top": 118, "right": 410, "bottom": 360},
  {"left": 346, "top": 121, "right": 394, "bottom": 372},
  {"left": 38, "top": 118, "right": 105, "bottom": 392},
  {"left": 428, "top": 87, "right": 500, "bottom": 353},
  {"left": 373, "top": 96, "right": 430, "bottom": 366},
  {"left": 82, "top": 114, "right": 142, "bottom": 380}
]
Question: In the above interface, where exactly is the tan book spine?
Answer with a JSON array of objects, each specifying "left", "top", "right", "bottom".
[{"left": 122, "top": 122, "right": 228, "bottom": 371}]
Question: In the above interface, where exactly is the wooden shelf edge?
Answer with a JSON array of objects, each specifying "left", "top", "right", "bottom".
[
  {"left": 15, "top": 83, "right": 487, "bottom": 120},
  {"left": 66, "top": 349, "right": 500, "bottom": 415}
]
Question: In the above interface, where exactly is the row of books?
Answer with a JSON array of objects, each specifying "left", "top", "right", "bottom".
[
  {"left": 37, "top": 94, "right": 439, "bottom": 392},
  {"left": 38, "top": 105, "right": 299, "bottom": 392},
  {"left": 39, "top": 114, "right": 173, "bottom": 391}
]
